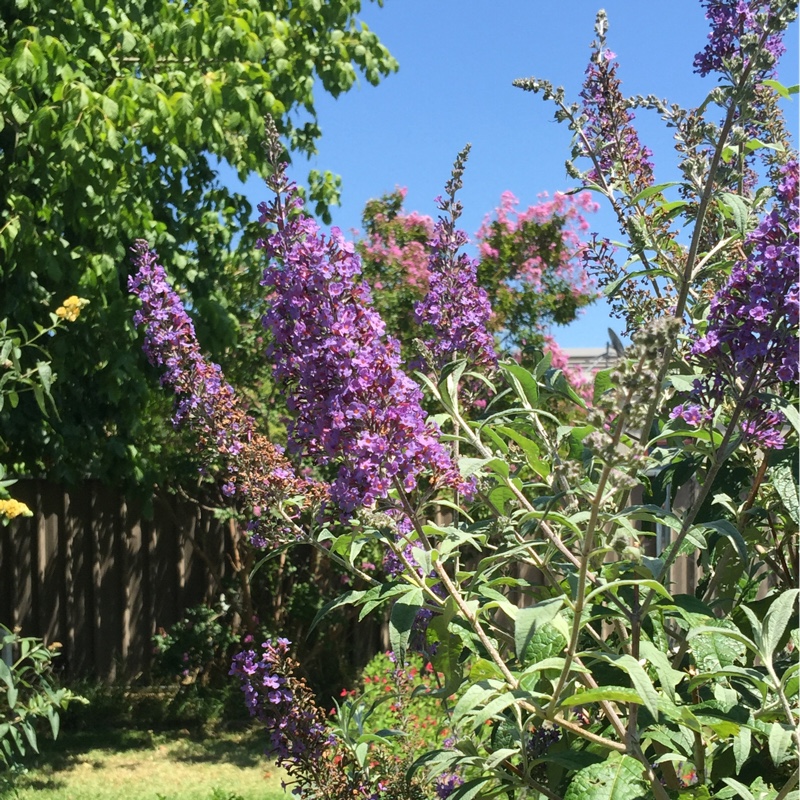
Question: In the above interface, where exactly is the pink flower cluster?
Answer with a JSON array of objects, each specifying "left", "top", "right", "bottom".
[
  {"left": 476, "top": 190, "right": 597, "bottom": 301},
  {"left": 361, "top": 194, "right": 434, "bottom": 292}
]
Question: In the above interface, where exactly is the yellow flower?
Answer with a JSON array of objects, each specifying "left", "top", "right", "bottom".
[
  {"left": 0, "top": 498, "right": 33, "bottom": 519},
  {"left": 55, "top": 295, "right": 88, "bottom": 322}
]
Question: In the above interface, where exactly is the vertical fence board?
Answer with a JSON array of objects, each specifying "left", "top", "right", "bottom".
[
  {"left": 150, "top": 496, "right": 180, "bottom": 642},
  {"left": 65, "top": 483, "right": 93, "bottom": 675},
  {"left": 123, "top": 494, "right": 146, "bottom": 678},
  {"left": 37, "top": 483, "right": 61, "bottom": 645},
  {"left": 93, "top": 485, "right": 122, "bottom": 680},
  {"left": 11, "top": 482, "right": 36, "bottom": 636}
]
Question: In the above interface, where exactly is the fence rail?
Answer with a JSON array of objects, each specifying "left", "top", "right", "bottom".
[{"left": 1, "top": 480, "right": 229, "bottom": 681}]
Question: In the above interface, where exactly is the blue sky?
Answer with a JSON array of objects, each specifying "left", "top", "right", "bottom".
[{"left": 224, "top": 1, "right": 799, "bottom": 348}]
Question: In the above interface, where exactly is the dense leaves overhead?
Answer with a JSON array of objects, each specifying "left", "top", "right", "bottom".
[{"left": 0, "top": 0, "right": 397, "bottom": 484}]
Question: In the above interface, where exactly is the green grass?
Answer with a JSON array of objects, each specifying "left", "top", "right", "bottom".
[{"left": 2, "top": 728, "right": 288, "bottom": 800}]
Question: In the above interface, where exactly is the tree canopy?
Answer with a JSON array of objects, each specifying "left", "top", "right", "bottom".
[{"left": 0, "top": 0, "right": 397, "bottom": 485}]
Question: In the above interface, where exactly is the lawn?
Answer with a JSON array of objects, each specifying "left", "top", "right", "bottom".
[{"left": 2, "top": 728, "right": 288, "bottom": 800}]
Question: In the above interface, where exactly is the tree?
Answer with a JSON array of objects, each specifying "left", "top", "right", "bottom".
[
  {"left": 0, "top": 0, "right": 396, "bottom": 485},
  {"left": 356, "top": 186, "right": 597, "bottom": 373}
]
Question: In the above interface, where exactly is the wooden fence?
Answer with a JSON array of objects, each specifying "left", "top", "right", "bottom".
[
  {"left": 1, "top": 480, "right": 708, "bottom": 684},
  {"left": 1, "top": 480, "right": 230, "bottom": 681}
]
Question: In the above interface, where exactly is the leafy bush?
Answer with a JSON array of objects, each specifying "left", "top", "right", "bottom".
[
  {"left": 0, "top": 627, "right": 86, "bottom": 772},
  {"left": 131, "top": 4, "right": 799, "bottom": 798},
  {"left": 153, "top": 597, "right": 240, "bottom": 687}
]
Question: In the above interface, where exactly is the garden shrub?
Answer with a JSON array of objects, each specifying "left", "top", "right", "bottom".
[{"left": 130, "top": 3, "right": 799, "bottom": 798}]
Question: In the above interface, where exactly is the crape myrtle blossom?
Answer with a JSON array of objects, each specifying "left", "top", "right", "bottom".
[
  {"left": 129, "top": 242, "right": 321, "bottom": 536},
  {"left": 414, "top": 145, "right": 497, "bottom": 370},
  {"left": 675, "top": 159, "right": 799, "bottom": 449},
  {"left": 579, "top": 11, "right": 654, "bottom": 198},
  {"left": 258, "top": 174, "right": 467, "bottom": 515}
]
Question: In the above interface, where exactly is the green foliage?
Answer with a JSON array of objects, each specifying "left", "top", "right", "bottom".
[
  {"left": 0, "top": 626, "right": 86, "bottom": 773},
  {"left": 152, "top": 596, "right": 240, "bottom": 687},
  {"left": 0, "top": 0, "right": 397, "bottom": 486}
]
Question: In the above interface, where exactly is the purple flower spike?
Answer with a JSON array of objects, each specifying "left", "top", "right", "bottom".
[
  {"left": 230, "top": 639, "right": 327, "bottom": 768},
  {"left": 414, "top": 147, "right": 497, "bottom": 370},
  {"left": 680, "top": 160, "right": 799, "bottom": 449},
  {"left": 579, "top": 12, "right": 654, "bottom": 198},
  {"left": 129, "top": 243, "right": 323, "bottom": 539},
  {"left": 258, "top": 176, "right": 466, "bottom": 515},
  {"left": 694, "top": 0, "right": 790, "bottom": 80}
]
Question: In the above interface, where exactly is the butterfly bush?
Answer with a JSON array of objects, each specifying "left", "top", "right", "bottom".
[
  {"left": 579, "top": 16, "right": 654, "bottom": 197},
  {"left": 694, "top": 0, "right": 788, "bottom": 78},
  {"left": 675, "top": 159, "right": 799, "bottom": 448},
  {"left": 258, "top": 173, "right": 466, "bottom": 515},
  {"left": 230, "top": 638, "right": 328, "bottom": 771},
  {"left": 414, "top": 145, "right": 497, "bottom": 370},
  {"left": 129, "top": 242, "right": 320, "bottom": 534},
  {"left": 136, "top": 1, "right": 800, "bottom": 796}
]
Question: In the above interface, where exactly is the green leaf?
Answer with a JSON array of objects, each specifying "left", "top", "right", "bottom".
[
  {"left": 719, "top": 779, "right": 755, "bottom": 800},
  {"left": 639, "top": 640, "right": 683, "bottom": 699},
  {"left": 307, "top": 589, "right": 365, "bottom": 634},
  {"left": 563, "top": 754, "right": 649, "bottom": 800},
  {"left": 772, "top": 464, "right": 800, "bottom": 525},
  {"left": 696, "top": 519, "right": 747, "bottom": 563},
  {"left": 760, "top": 589, "right": 800, "bottom": 660},
  {"left": 584, "top": 579, "right": 672, "bottom": 605},
  {"left": 496, "top": 426, "right": 550, "bottom": 478},
  {"left": 389, "top": 588, "right": 423, "bottom": 665},
  {"left": 762, "top": 78, "right": 795, "bottom": 98},
  {"left": 687, "top": 623, "right": 751, "bottom": 670},
  {"left": 732, "top": 726, "right": 751, "bottom": 773},
  {"left": 452, "top": 682, "right": 498, "bottom": 726},
  {"left": 500, "top": 361, "right": 539, "bottom": 407},
  {"left": 450, "top": 777, "right": 492, "bottom": 800},
  {"left": 593, "top": 368, "right": 613, "bottom": 404},
  {"left": 514, "top": 597, "right": 564, "bottom": 660},
  {"left": 471, "top": 689, "right": 530, "bottom": 727},
  {"left": 592, "top": 653, "right": 659, "bottom": 718},
  {"left": 630, "top": 181, "right": 680, "bottom": 203},
  {"left": 559, "top": 686, "right": 644, "bottom": 708},
  {"left": 768, "top": 721, "right": 794, "bottom": 767},
  {"left": 717, "top": 192, "right": 750, "bottom": 235}
]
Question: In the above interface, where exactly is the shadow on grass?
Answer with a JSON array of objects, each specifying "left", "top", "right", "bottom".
[
  {"left": 169, "top": 732, "right": 266, "bottom": 769},
  {"left": 11, "top": 776, "right": 68, "bottom": 792},
  {"left": 19, "top": 728, "right": 159, "bottom": 777}
]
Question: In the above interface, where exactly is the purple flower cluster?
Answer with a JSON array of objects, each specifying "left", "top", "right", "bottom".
[
  {"left": 678, "top": 160, "right": 799, "bottom": 449},
  {"left": 413, "top": 211, "right": 496, "bottom": 371},
  {"left": 526, "top": 724, "right": 562, "bottom": 760},
  {"left": 435, "top": 772, "right": 464, "bottom": 799},
  {"left": 693, "top": 0, "right": 789, "bottom": 79},
  {"left": 230, "top": 638, "right": 327, "bottom": 766},
  {"left": 258, "top": 182, "right": 465, "bottom": 515},
  {"left": 414, "top": 147, "right": 496, "bottom": 370},
  {"left": 579, "top": 15, "right": 654, "bottom": 198},
  {"left": 129, "top": 242, "right": 318, "bottom": 531}
]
